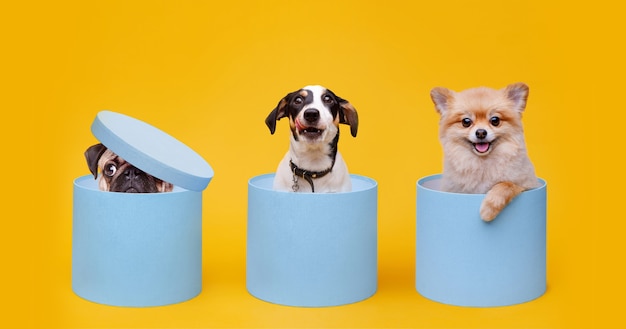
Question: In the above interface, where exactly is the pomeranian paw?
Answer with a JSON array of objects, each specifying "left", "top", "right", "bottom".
[
  {"left": 480, "top": 199, "right": 501, "bottom": 222},
  {"left": 480, "top": 182, "right": 525, "bottom": 221}
]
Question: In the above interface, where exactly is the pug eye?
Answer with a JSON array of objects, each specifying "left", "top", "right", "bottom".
[
  {"left": 461, "top": 118, "right": 473, "bottom": 128},
  {"left": 490, "top": 116, "right": 501, "bottom": 127},
  {"left": 293, "top": 96, "right": 303, "bottom": 105},
  {"left": 104, "top": 163, "right": 117, "bottom": 177},
  {"left": 322, "top": 94, "right": 334, "bottom": 104}
]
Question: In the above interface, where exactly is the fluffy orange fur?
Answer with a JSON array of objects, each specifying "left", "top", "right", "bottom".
[{"left": 430, "top": 82, "right": 539, "bottom": 221}]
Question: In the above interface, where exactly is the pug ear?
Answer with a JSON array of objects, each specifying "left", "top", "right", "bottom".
[
  {"left": 156, "top": 179, "right": 174, "bottom": 192},
  {"left": 336, "top": 97, "right": 359, "bottom": 137},
  {"left": 504, "top": 82, "right": 529, "bottom": 112},
  {"left": 430, "top": 87, "right": 454, "bottom": 115},
  {"left": 265, "top": 95, "right": 291, "bottom": 134},
  {"left": 85, "top": 143, "right": 107, "bottom": 179}
]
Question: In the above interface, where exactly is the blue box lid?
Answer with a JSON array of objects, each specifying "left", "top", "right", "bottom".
[{"left": 90, "top": 110, "right": 213, "bottom": 191}]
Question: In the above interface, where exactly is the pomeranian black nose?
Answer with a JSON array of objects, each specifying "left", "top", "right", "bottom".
[{"left": 476, "top": 129, "right": 487, "bottom": 139}]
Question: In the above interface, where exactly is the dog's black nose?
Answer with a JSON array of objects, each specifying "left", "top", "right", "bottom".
[
  {"left": 476, "top": 129, "right": 487, "bottom": 139},
  {"left": 124, "top": 167, "right": 142, "bottom": 180},
  {"left": 303, "top": 109, "right": 320, "bottom": 123}
]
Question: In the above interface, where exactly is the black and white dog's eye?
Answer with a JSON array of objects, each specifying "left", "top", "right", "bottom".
[
  {"left": 461, "top": 118, "right": 472, "bottom": 127},
  {"left": 104, "top": 163, "right": 117, "bottom": 177},
  {"left": 490, "top": 116, "right": 501, "bottom": 126},
  {"left": 293, "top": 96, "right": 303, "bottom": 105},
  {"left": 322, "top": 95, "right": 334, "bottom": 104}
]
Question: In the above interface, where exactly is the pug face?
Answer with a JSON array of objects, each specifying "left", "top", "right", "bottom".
[{"left": 85, "top": 143, "right": 173, "bottom": 193}]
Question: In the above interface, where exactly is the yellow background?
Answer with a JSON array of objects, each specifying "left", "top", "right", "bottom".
[{"left": 3, "top": 0, "right": 616, "bottom": 328}]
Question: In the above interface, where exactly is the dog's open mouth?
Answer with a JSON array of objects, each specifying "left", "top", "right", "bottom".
[
  {"left": 300, "top": 127, "right": 323, "bottom": 137},
  {"left": 296, "top": 119, "right": 324, "bottom": 138},
  {"left": 473, "top": 142, "right": 492, "bottom": 154}
]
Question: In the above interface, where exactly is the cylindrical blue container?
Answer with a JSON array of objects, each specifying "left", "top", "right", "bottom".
[
  {"left": 73, "top": 176, "right": 202, "bottom": 306},
  {"left": 72, "top": 111, "right": 213, "bottom": 307},
  {"left": 416, "top": 174, "right": 547, "bottom": 307},
  {"left": 247, "top": 174, "right": 378, "bottom": 307}
]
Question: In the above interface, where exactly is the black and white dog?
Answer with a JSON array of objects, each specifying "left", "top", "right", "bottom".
[{"left": 265, "top": 85, "right": 358, "bottom": 193}]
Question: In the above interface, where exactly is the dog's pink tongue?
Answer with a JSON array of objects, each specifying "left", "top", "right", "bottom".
[
  {"left": 475, "top": 142, "right": 490, "bottom": 153},
  {"left": 295, "top": 118, "right": 305, "bottom": 131}
]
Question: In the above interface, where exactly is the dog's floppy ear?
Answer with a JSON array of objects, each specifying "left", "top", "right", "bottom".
[
  {"left": 156, "top": 179, "right": 174, "bottom": 192},
  {"left": 504, "top": 82, "right": 529, "bottom": 112},
  {"left": 85, "top": 143, "right": 107, "bottom": 179},
  {"left": 337, "top": 97, "right": 359, "bottom": 137},
  {"left": 265, "top": 95, "right": 290, "bottom": 135},
  {"left": 430, "top": 87, "right": 454, "bottom": 115}
]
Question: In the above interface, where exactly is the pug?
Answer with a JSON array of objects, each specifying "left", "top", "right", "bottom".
[{"left": 84, "top": 143, "right": 174, "bottom": 193}]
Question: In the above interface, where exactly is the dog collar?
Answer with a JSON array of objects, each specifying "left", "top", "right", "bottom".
[{"left": 289, "top": 159, "right": 334, "bottom": 193}]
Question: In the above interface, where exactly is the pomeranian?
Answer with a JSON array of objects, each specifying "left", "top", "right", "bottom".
[{"left": 430, "top": 82, "right": 539, "bottom": 221}]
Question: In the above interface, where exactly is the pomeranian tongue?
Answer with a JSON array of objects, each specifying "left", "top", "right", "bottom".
[{"left": 474, "top": 142, "right": 490, "bottom": 153}]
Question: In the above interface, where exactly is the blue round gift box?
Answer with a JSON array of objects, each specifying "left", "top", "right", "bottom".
[
  {"left": 246, "top": 174, "right": 378, "bottom": 307},
  {"left": 415, "top": 174, "right": 547, "bottom": 307},
  {"left": 72, "top": 111, "right": 213, "bottom": 307}
]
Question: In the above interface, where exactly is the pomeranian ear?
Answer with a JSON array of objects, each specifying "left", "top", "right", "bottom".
[
  {"left": 430, "top": 87, "right": 454, "bottom": 114},
  {"left": 504, "top": 83, "right": 529, "bottom": 112}
]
